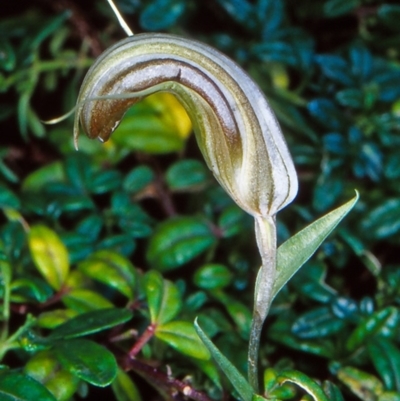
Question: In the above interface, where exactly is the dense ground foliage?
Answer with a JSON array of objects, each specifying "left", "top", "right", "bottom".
[{"left": 1, "top": 1, "right": 400, "bottom": 400}]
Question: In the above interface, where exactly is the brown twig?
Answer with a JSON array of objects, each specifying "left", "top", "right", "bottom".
[
  {"left": 122, "top": 357, "right": 213, "bottom": 401},
  {"left": 128, "top": 323, "right": 157, "bottom": 358}
]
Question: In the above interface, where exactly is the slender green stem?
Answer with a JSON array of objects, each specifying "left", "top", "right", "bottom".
[
  {"left": 248, "top": 215, "right": 277, "bottom": 392},
  {"left": 0, "top": 260, "right": 11, "bottom": 342},
  {"left": 0, "top": 314, "right": 36, "bottom": 361}
]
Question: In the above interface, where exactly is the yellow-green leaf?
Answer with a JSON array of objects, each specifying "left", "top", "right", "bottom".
[
  {"left": 62, "top": 289, "right": 113, "bottom": 313},
  {"left": 156, "top": 321, "right": 210, "bottom": 360},
  {"left": 28, "top": 225, "right": 69, "bottom": 290}
]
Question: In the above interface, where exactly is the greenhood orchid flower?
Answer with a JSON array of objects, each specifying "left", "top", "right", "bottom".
[{"left": 74, "top": 32, "right": 298, "bottom": 391}]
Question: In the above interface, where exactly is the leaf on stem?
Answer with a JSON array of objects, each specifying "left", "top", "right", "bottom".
[
  {"left": 194, "top": 318, "right": 253, "bottom": 401},
  {"left": 273, "top": 192, "right": 359, "bottom": 299}
]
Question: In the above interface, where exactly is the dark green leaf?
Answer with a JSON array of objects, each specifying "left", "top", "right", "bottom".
[
  {"left": 218, "top": 205, "right": 248, "bottom": 238},
  {"left": 76, "top": 215, "right": 103, "bottom": 241},
  {"left": 313, "top": 177, "right": 344, "bottom": 212},
  {"left": 378, "top": 5, "right": 400, "bottom": 31},
  {"left": 193, "top": 264, "right": 233, "bottom": 290},
  {"left": 97, "top": 234, "right": 136, "bottom": 257},
  {"left": 166, "top": 159, "right": 209, "bottom": 191},
  {"left": 123, "top": 166, "right": 154, "bottom": 194},
  {"left": 368, "top": 337, "right": 400, "bottom": 392},
  {"left": 252, "top": 41, "right": 297, "bottom": 66},
  {"left": 360, "top": 199, "right": 400, "bottom": 239},
  {"left": 315, "top": 55, "right": 353, "bottom": 86},
  {"left": 144, "top": 271, "right": 181, "bottom": 325},
  {"left": 336, "top": 88, "right": 363, "bottom": 108},
  {"left": 140, "top": 0, "right": 186, "bottom": 31},
  {"left": 87, "top": 170, "right": 122, "bottom": 194},
  {"left": 214, "top": 292, "right": 251, "bottom": 339},
  {"left": 292, "top": 307, "right": 346, "bottom": 339},
  {"left": 0, "top": 39, "right": 15, "bottom": 71},
  {"left": 0, "top": 372, "right": 57, "bottom": 401},
  {"left": 347, "top": 307, "right": 400, "bottom": 351},
  {"left": 49, "top": 308, "right": 133, "bottom": 340},
  {"left": 215, "top": 0, "right": 254, "bottom": 27},
  {"left": 64, "top": 153, "right": 94, "bottom": 191},
  {"left": 269, "top": 316, "right": 336, "bottom": 358},
  {"left": 147, "top": 216, "right": 216, "bottom": 271},
  {"left": 307, "top": 98, "right": 345, "bottom": 130},
  {"left": 257, "top": 0, "right": 284, "bottom": 36},
  {"left": 349, "top": 43, "right": 373, "bottom": 82},
  {"left": 54, "top": 339, "right": 117, "bottom": 387},
  {"left": 323, "top": 0, "right": 361, "bottom": 17},
  {"left": 0, "top": 185, "right": 20, "bottom": 209},
  {"left": 11, "top": 276, "right": 53, "bottom": 303}
]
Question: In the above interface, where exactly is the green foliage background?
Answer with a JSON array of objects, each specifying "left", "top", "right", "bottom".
[{"left": 0, "top": 0, "right": 400, "bottom": 400}]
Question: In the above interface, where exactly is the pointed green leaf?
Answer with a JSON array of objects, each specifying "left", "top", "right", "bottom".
[
  {"left": 28, "top": 225, "right": 70, "bottom": 290},
  {"left": 144, "top": 271, "right": 181, "bottom": 325},
  {"left": 49, "top": 308, "right": 133, "bottom": 340},
  {"left": 0, "top": 372, "right": 57, "bottom": 401},
  {"left": 78, "top": 251, "right": 136, "bottom": 299},
  {"left": 155, "top": 321, "right": 210, "bottom": 360},
  {"left": 346, "top": 307, "right": 399, "bottom": 351},
  {"left": 194, "top": 318, "right": 253, "bottom": 401},
  {"left": 277, "top": 370, "right": 329, "bottom": 401},
  {"left": 273, "top": 192, "right": 359, "bottom": 299},
  {"left": 54, "top": 339, "right": 117, "bottom": 387}
]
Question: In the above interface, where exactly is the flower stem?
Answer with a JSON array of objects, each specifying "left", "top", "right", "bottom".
[{"left": 248, "top": 215, "right": 277, "bottom": 392}]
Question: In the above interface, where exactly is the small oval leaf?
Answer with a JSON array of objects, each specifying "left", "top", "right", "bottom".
[
  {"left": 78, "top": 250, "right": 136, "bottom": 299},
  {"left": 147, "top": 216, "right": 216, "bottom": 271},
  {"left": 54, "top": 339, "right": 117, "bottom": 387},
  {"left": 155, "top": 321, "right": 210, "bottom": 360},
  {"left": 28, "top": 225, "right": 69, "bottom": 290},
  {"left": 144, "top": 271, "right": 182, "bottom": 325}
]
